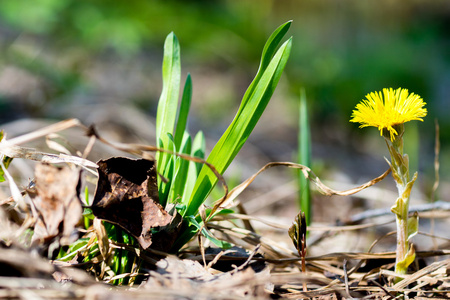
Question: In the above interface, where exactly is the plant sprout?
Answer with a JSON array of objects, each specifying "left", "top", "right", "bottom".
[
  {"left": 154, "top": 22, "right": 293, "bottom": 251},
  {"left": 350, "top": 87, "right": 427, "bottom": 277},
  {"left": 298, "top": 89, "right": 312, "bottom": 226}
]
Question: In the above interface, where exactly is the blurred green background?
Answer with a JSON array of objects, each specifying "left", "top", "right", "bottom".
[{"left": 0, "top": 0, "right": 449, "bottom": 201}]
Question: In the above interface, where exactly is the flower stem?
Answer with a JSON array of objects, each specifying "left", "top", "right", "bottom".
[
  {"left": 395, "top": 213, "right": 408, "bottom": 274},
  {"left": 384, "top": 124, "right": 417, "bottom": 277}
]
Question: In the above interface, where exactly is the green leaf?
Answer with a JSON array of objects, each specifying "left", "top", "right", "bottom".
[
  {"left": 169, "top": 223, "right": 197, "bottom": 252},
  {"left": 169, "top": 133, "right": 192, "bottom": 202},
  {"left": 396, "top": 243, "right": 416, "bottom": 274},
  {"left": 57, "top": 237, "right": 90, "bottom": 261},
  {"left": 184, "top": 26, "right": 292, "bottom": 217},
  {"left": 156, "top": 32, "right": 181, "bottom": 195},
  {"left": 390, "top": 197, "right": 405, "bottom": 217},
  {"left": 205, "top": 207, "right": 234, "bottom": 219},
  {"left": 160, "top": 158, "right": 174, "bottom": 206},
  {"left": 402, "top": 172, "right": 418, "bottom": 201},
  {"left": 180, "top": 131, "right": 205, "bottom": 206},
  {"left": 0, "top": 130, "right": 13, "bottom": 183},
  {"left": 159, "top": 134, "right": 176, "bottom": 206},
  {"left": 0, "top": 156, "right": 13, "bottom": 183},
  {"left": 240, "top": 21, "right": 292, "bottom": 110},
  {"left": 174, "top": 74, "right": 192, "bottom": 151},
  {"left": 407, "top": 212, "right": 419, "bottom": 241},
  {"left": 169, "top": 208, "right": 234, "bottom": 253},
  {"left": 298, "top": 88, "right": 312, "bottom": 225},
  {"left": 186, "top": 216, "right": 233, "bottom": 249},
  {"left": 191, "top": 131, "right": 206, "bottom": 175}
]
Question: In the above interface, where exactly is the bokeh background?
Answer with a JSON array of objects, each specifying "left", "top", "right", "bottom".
[{"left": 0, "top": 0, "right": 449, "bottom": 236}]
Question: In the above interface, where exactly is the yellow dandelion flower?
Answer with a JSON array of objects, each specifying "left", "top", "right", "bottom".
[{"left": 350, "top": 88, "right": 427, "bottom": 141}]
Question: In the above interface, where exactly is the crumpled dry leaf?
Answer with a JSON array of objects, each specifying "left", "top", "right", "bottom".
[
  {"left": 91, "top": 157, "right": 174, "bottom": 250},
  {"left": 30, "top": 163, "right": 83, "bottom": 246}
]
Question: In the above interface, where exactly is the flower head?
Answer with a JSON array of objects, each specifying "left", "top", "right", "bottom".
[{"left": 350, "top": 87, "right": 427, "bottom": 141}]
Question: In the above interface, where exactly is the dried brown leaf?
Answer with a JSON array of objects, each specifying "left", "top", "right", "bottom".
[
  {"left": 30, "top": 163, "right": 83, "bottom": 246},
  {"left": 93, "top": 217, "right": 109, "bottom": 261},
  {"left": 91, "top": 157, "right": 174, "bottom": 250}
]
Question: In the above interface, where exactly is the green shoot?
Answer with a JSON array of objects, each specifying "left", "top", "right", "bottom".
[
  {"left": 174, "top": 74, "right": 192, "bottom": 150},
  {"left": 298, "top": 88, "right": 312, "bottom": 226},
  {"left": 183, "top": 21, "right": 293, "bottom": 217},
  {"left": 169, "top": 21, "right": 292, "bottom": 251},
  {"left": 156, "top": 32, "right": 181, "bottom": 206}
]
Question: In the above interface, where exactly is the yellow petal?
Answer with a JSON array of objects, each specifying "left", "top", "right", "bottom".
[{"left": 350, "top": 88, "right": 427, "bottom": 141}]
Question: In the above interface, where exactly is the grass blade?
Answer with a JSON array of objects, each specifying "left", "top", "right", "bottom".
[
  {"left": 174, "top": 74, "right": 192, "bottom": 151},
  {"left": 191, "top": 131, "right": 206, "bottom": 175},
  {"left": 298, "top": 88, "right": 312, "bottom": 225},
  {"left": 156, "top": 32, "right": 181, "bottom": 201},
  {"left": 181, "top": 131, "right": 205, "bottom": 205},
  {"left": 240, "top": 21, "right": 292, "bottom": 110},
  {"left": 185, "top": 216, "right": 232, "bottom": 249},
  {"left": 159, "top": 134, "right": 176, "bottom": 207},
  {"left": 184, "top": 34, "right": 292, "bottom": 217},
  {"left": 169, "top": 133, "right": 192, "bottom": 202}
]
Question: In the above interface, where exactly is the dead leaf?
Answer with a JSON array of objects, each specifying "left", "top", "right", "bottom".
[
  {"left": 30, "top": 163, "right": 83, "bottom": 246},
  {"left": 93, "top": 217, "right": 110, "bottom": 261},
  {"left": 91, "top": 157, "right": 173, "bottom": 250}
]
